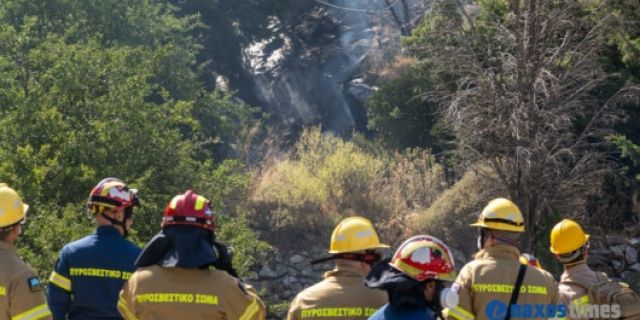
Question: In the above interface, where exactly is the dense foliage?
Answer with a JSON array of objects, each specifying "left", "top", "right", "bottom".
[
  {"left": 367, "top": 0, "right": 640, "bottom": 253},
  {"left": 1, "top": 0, "right": 639, "bottom": 296},
  {"left": 0, "top": 0, "right": 267, "bottom": 278}
]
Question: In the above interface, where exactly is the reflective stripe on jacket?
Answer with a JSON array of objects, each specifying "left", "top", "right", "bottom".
[
  {"left": 445, "top": 245, "right": 561, "bottom": 320},
  {"left": 47, "top": 226, "right": 141, "bottom": 319},
  {"left": 286, "top": 264, "right": 387, "bottom": 320},
  {"left": 0, "top": 241, "right": 51, "bottom": 320},
  {"left": 117, "top": 265, "right": 265, "bottom": 320}
]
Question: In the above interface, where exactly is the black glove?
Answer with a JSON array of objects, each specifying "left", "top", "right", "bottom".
[{"left": 213, "top": 241, "right": 239, "bottom": 278}]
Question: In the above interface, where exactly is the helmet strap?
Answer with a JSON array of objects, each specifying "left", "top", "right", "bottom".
[
  {"left": 558, "top": 247, "right": 585, "bottom": 264},
  {"left": 100, "top": 211, "right": 129, "bottom": 238},
  {"left": 493, "top": 235, "right": 517, "bottom": 246},
  {"left": 311, "top": 251, "right": 381, "bottom": 265}
]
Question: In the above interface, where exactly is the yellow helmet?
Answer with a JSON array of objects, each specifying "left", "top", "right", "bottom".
[
  {"left": 470, "top": 198, "right": 525, "bottom": 232},
  {"left": 0, "top": 184, "right": 29, "bottom": 228},
  {"left": 329, "top": 217, "right": 389, "bottom": 254},
  {"left": 550, "top": 219, "right": 589, "bottom": 254}
]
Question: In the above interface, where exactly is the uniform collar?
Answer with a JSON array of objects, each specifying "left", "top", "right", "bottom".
[
  {"left": 474, "top": 244, "right": 520, "bottom": 261},
  {"left": 0, "top": 239, "right": 16, "bottom": 253},
  {"left": 560, "top": 260, "right": 594, "bottom": 282},
  {"left": 563, "top": 260, "right": 589, "bottom": 272},
  {"left": 324, "top": 262, "right": 368, "bottom": 279},
  {"left": 96, "top": 225, "right": 123, "bottom": 237}
]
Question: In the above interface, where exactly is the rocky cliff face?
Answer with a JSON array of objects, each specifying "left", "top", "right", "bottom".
[{"left": 240, "top": 1, "right": 427, "bottom": 137}]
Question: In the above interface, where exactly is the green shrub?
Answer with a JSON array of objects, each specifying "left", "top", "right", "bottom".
[{"left": 250, "top": 127, "right": 446, "bottom": 249}]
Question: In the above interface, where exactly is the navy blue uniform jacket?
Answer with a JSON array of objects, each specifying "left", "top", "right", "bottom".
[
  {"left": 368, "top": 304, "right": 435, "bottom": 320},
  {"left": 48, "top": 226, "right": 141, "bottom": 320}
]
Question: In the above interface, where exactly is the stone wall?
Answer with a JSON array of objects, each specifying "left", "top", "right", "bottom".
[
  {"left": 587, "top": 235, "right": 640, "bottom": 289},
  {"left": 245, "top": 249, "right": 327, "bottom": 319},
  {"left": 247, "top": 235, "right": 640, "bottom": 318}
]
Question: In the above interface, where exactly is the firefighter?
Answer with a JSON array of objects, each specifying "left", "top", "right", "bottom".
[
  {"left": 48, "top": 178, "right": 142, "bottom": 319},
  {"left": 117, "top": 190, "right": 265, "bottom": 319},
  {"left": 549, "top": 219, "right": 596, "bottom": 306},
  {"left": 286, "top": 217, "right": 389, "bottom": 320},
  {"left": 0, "top": 183, "right": 51, "bottom": 320},
  {"left": 365, "top": 235, "right": 459, "bottom": 320},
  {"left": 446, "top": 198, "right": 562, "bottom": 320}
]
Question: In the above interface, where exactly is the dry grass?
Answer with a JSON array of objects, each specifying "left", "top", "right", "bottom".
[
  {"left": 411, "top": 164, "right": 505, "bottom": 263},
  {"left": 248, "top": 127, "right": 446, "bottom": 251}
]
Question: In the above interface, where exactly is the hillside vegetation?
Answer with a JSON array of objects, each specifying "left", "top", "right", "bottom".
[{"left": 0, "top": 0, "right": 639, "bottom": 291}]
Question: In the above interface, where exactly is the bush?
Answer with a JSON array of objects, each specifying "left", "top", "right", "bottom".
[{"left": 250, "top": 127, "right": 446, "bottom": 250}]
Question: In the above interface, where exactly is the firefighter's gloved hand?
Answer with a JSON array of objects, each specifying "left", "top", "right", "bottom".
[{"left": 213, "top": 241, "right": 239, "bottom": 278}]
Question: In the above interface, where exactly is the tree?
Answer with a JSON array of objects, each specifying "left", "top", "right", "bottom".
[
  {"left": 406, "top": 0, "right": 640, "bottom": 252},
  {"left": 366, "top": 57, "right": 449, "bottom": 152},
  {"left": 0, "top": 0, "right": 266, "bottom": 277}
]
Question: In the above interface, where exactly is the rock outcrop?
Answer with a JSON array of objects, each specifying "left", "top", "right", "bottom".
[{"left": 587, "top": 235, "right": 640, "bottom": 289}]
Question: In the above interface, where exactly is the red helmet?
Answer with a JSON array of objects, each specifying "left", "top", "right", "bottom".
[
  {"left": 162, "top": 190, "right": 215, "bottom": 231},
  {"left": 390, "top": 235, "right": 457, "bottom": 282},
  {"left": 88, "top": 178, "right": 139, "bottom": 212}
]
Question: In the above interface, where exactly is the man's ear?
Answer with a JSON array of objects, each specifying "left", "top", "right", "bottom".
[{"left": 12, "top": 224, "right": 21, "bottom": 237}]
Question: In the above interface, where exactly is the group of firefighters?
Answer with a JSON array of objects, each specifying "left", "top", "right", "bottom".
[{"left": 0, "top": 178, "right": 631, "bottom": 319}]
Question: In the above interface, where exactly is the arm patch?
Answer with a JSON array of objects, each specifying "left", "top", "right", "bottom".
[{"left": 27, "top": 276, "right": 42, "bottom": 292}]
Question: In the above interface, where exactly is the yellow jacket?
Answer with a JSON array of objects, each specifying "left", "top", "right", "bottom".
[
  {"left": 447, "top": 245, "right": 561, "bottom": 320},
  {"left": 0, "top": 241, "right": 51, "bottom": 320},
  {"left": 286, "top": 264, "right": 387, "bottom": 320},
  {"left": 117, "top": 265, "right": 265, "bottom": 320}
]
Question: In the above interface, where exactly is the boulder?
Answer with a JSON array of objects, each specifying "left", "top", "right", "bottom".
[
  {"left": 259, "top": 265, "right": 277, "bottom": 278},
  {"left": 587, "top": 253, "right": 609, "bottom": 267},
  {"left": 589, "top": 248, "right": 613, "bottom": 259},
  {"left": 289, "top": 254, "right": 305, "bottom": 265},
  {"left": 606, "top": 235, "right": 626, "bottom": 246},
  {"left": 611, "top": 245, "right": 626, "bottom": 259},
  {"left": 626, "top": 263, "right": 640, "bottom": 273},
  {"left": 625, "top": 246, "right": 638, "bottom": 264},
  {"left": 612, "top": 259, "right": 626, "bottom": 274}
]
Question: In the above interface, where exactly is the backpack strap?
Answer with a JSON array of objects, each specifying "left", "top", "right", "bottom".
[
  {"left": 505, "top": 263, "right": 528, "bottom": 320},
  {"left": 593, "top": 272, "right": 610, "bottom": 283}
]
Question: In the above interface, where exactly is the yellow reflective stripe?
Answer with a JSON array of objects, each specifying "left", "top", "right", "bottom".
[
  {"left": 49, "top": 271, "right": 71, "bottom": 292},
  {"left": 239, "top": 296, "right": 259, "bottom": 320},
  {"left": 11, "top": 303, "right": 51, "bottom": 320},
  {"left": 300, "top": 307, "right": 377, "bottom": 317},
  {"left": 69, "top": 267, "right": 131, "bottom": 280},
  {"left": 194, "top": 196, "right": 206, "bottom": 211},
  {"left": 117, "top": 296, "right": 139, "bottom": 320},
  {"left": 447, "top": 305, "right": 475, "bottom": 320},
  {"left": 169, "top": 197, "right": 179, "bottom": 209},
  {"left": 572, "top": 295, "right": 589, "bottom": 306}
]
